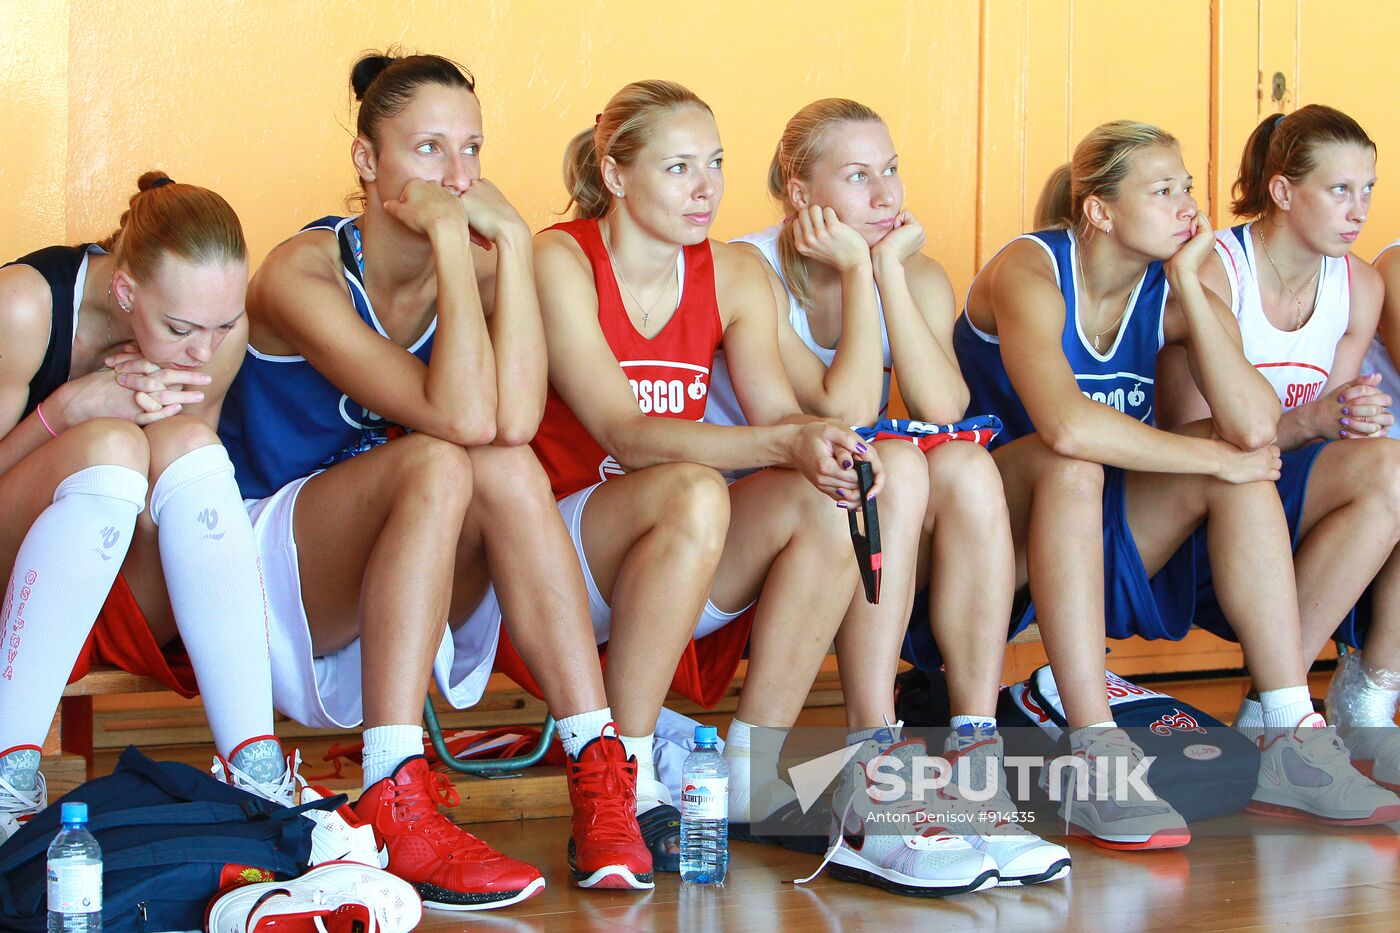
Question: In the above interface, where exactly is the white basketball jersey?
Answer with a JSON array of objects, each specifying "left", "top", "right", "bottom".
[
  {"left": 1365, "top": 238, "right": 1400, "bottom": 439},
  {"left": 1215, "top": 223, "right": 1350, "bottom": 411},
  {"left": 704, "top": 224, "right": 892, "bottom": 429}
]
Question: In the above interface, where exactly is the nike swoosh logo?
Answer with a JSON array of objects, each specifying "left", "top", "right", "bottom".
[
  {"left": 201, "top": 532, "right": 226, "bottom": 541},
  {"left": 1259, "top": 762, "right": 1281, "bottom": 786}
]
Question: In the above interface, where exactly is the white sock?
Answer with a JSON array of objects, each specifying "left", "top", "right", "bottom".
[
  {"left": 949, "top": 715, "right": 998, "bottom": 749},
  {"left": 725, "top": 719, "right": 789, "bottom": 822},
  {"left": 1260, "top": 685, "right": 1315, "bottom": 738},
  {"left": 0, "top": 465, "right": 147, "bottom": 754},
  {"left": 361, "top": 724, "right": 424, "bottom": 790},
  {"left": 151, "top": 445, "right": 274, "bottom": 759},
  {"left": 620, "top": 733, "right": 664, "bottom": 809},
  {"left": 1070, "top": 721, "right": 1118, "bottom": 753},
  {"left": 1232, "top": 689, "right": 1265, "bottom": 728},
  {"left": 557, "top": 708, "right": 613, "bottom": 758}
]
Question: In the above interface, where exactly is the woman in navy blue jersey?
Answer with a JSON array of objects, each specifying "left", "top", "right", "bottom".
[{"left": 958, "top": 120, "right": 1397, "bottom": 847}]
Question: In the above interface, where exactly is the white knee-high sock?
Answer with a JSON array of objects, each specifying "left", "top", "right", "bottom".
[
  {"left": 151, "top": 445, "right": 274, "bottom": 759},
  {"left": 0, "top": 465, "right": 148, "bottom": 758}
]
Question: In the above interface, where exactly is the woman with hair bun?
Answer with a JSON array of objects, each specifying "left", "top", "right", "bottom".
[
  {"left": 1159, "top": 104, "right": 1400, "bottom": 800},
  {"left": 705, "top": 97, "right": 1069, "bottom": 890},
  {"left": 219, "top": 51, "right": 649, "bottom": 907},
  {"left": 520, "top": 79, "right": 993, "bottom": 891},
  {"left": 959, "top": 119, "right": 1398, "bottom": 846},
  {"left": 0, "top": 172, "right": 302, "bottom": 841}
]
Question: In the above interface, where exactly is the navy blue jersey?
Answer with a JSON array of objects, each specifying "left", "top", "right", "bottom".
[
  {"left": 954, "top": 229, "right": 1167, "bottom": 448},
  {"left": 219, "top": 216, "right": 436, "bottom": 500},
  {"left": 3, "top": 243, "right": 105, "bottom": 418}
]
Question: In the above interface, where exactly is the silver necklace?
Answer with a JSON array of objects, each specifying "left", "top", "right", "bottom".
[
  {"left": 603, "top": 227, "right": 676, "bottom": 334},
  {"left": 1257, "top": 228, "right": 1320, "bottom": 331}
]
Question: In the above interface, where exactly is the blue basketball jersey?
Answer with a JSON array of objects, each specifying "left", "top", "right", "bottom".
[
  {"left": 219, "top": 216, "right": 436, "bottom": 500},
  {"left": 954, "top": 229, "right": 1167, "bottom": 448}
]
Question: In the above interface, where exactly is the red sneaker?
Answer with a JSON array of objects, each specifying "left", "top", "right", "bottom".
[
  {"left": 567, "top": 724, "right": 654, "bottom": 890},
  {"left": 352, "top": 756, "right": 545, "bottom": 910}
]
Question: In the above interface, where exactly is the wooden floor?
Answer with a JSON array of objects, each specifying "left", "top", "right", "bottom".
[
  {"left": 410, "top": 814, "right": 1400, "bottom": 932},
  {"left": 89, "top": 670, "right": 1400, "bottom": 931}
]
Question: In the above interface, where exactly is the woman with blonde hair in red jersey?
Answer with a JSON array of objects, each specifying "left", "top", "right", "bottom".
[
  {"left": 524, "top": 80, "right": 1009, "bottom": 896},
  {"left": 706, "top": 97, "right": 1069, "bottom": 888},
  {"left": 0, "top": 174, "right": 307, "bottom": 841},
  {"left": 219, "top": 51, "right": 651, "bottom": 906},
  {"left": 1159, "top": 105, "right": 1400, "bottom": 800}
]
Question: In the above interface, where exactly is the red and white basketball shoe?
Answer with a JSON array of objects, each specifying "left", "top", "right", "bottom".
[
  {"left": 566, "top": 725, "right": 654, "bottom": 890},
  {"left": 352, "top": 756, "right": 545, "bottom": 910}
]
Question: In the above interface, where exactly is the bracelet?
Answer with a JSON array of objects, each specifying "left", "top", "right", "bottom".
[{"left": 35, "top": 402, "right": 59, "bottom": 438}]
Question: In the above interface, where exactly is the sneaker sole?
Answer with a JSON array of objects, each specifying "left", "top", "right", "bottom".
[
  {"left": 826, "top": 862, "right": 999, "bottom": 898},
  {"left": 1352, "top": 759, "right": 1400, "bottom": 794},
  {"left": 1245, "top": 799, "right": 1400, "bottom": 826},
  {"left": 418, "top": 875, "right": 546, "bottom": 911},
  {"left": 572, "top": 864, "right": 656, "bottom": 890},
  {"left": 996, "top": 858, "right": 1072, "bottom": 886},
  {"left": 1068, "top": 824, "right": 1191, "bottom": 851}
]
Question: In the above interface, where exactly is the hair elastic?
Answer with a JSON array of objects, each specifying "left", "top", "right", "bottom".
[
  {"left": 150, "top": 177, "right": 177, "bottom": 188},
  {"left": 35, "top": 402, "right": 58, "bottom": 438}
]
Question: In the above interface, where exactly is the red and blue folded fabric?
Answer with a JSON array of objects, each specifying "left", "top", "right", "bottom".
[{"left": 853, "top": 414, "right": 1002, "bottom": 451}]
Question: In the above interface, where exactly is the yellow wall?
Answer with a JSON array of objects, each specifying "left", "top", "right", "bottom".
[{"left": 2, "top": 0, "right": 1398, "bottom": 297}]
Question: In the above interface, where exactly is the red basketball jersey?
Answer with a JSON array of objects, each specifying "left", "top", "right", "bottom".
[{"left": 532, "top": 218, "right": 724, "bottom": 498}]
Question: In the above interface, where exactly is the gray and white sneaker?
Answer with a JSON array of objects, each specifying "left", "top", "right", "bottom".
[
  {"left": 0, "top": 769, "right": 45, "bottom": 843},
  {"left": 942, "top": 726, "right": 1071, "bottom": 886},
  {"left": 796, "top": 736, "right": 999, "bottom": 898},
  {"left": 213, "top": 749, "right": 384, "bottom": 867},
  {"left": 1248, "top": 713, "right": 1400, "bottom": 825},
  {"left": 1051, "top": 728, "right": 1190, "bottom": 850}
]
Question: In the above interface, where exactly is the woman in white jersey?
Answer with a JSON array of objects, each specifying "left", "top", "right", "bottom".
[
  {"left": 1158, "top": 105, "right": 1400, "bottom": 794},
  {"left": 708, "top": 98, "right": 1069, "bottom": 886}
]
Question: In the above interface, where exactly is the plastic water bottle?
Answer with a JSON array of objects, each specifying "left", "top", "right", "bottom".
[
  {"left": 680, "top": 724, "right": 728, "bottom": 885},
  {"left": 47, "top": 802, "right": 102, "bottom": 932}
]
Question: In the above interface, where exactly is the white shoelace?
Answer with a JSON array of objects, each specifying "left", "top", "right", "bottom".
[{"left": 0, "top": 770, "right": 46, "bottom": 817}]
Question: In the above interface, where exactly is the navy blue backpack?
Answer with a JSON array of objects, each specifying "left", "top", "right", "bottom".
[
  {"left": 998, "top": 665, "right": 1261, "bottom": 822},
  {"left": 0, "top": 746, "right": 338, "bottom": 933}
]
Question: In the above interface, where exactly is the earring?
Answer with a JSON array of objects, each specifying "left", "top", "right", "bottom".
[
  {"left": 1104, "top": 225, "right": 1112, "bottom": 236},
  {"left": 118, "top": 297, "right": 132, "bottom": 313}
]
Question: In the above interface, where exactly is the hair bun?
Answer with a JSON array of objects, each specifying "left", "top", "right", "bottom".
[
  {"left": 136, "top": 170, "right": 175, "bottom": 192},
  {"left": 351, "top": 53, "right": 396, "bottom": 101}
]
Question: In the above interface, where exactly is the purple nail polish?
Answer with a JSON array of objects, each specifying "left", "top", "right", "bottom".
[
  {"left": 837, "top": 501, "right": 850, "bottom": 509},
  {"left": 1343, "top": 408, "right": 1351, "bottom": 415},
  {"left": 1342, "top": 418, "right": 1351, "bottom": 426},
  {"left": 856, "top": 443, "right": 868, "bottom": 453},
  {"left": 842, "top": 460, "right": 853, "bottom": 469}
]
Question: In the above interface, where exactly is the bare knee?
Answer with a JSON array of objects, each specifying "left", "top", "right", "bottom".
[
  {"left": 1032, "top": 448, "right": 1103, "bottom": 501},
  {"left": 927, "top": 441, "right": 1009, "bottom": 525},
  {"left": 653, "top": 462, "right": 730, "bottom": 556},
  {"left": 872, "top": 439, "right": 931, "bottom": 510},
  {"left": 1355, "top": 440, "right": 1400, "bottom": 525},
  {"left": 61, "top": 418, "right": 149, "bottom": 474},
  {"left": 393, "top": 433, "right": 474, "bottom": 515},
  {"left": 143, "top": 415, "right": 221, "bottom": 478},
  {"left": 466, "top": 443, "right": 556, "bottom": 515}
]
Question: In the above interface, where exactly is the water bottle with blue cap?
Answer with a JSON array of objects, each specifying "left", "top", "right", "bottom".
[
  {"left": 680, "top": 725, "right": 728, "bottom": 884},
  {"left": 47, "top": 801, "right": 102, "bottom": 932}
]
